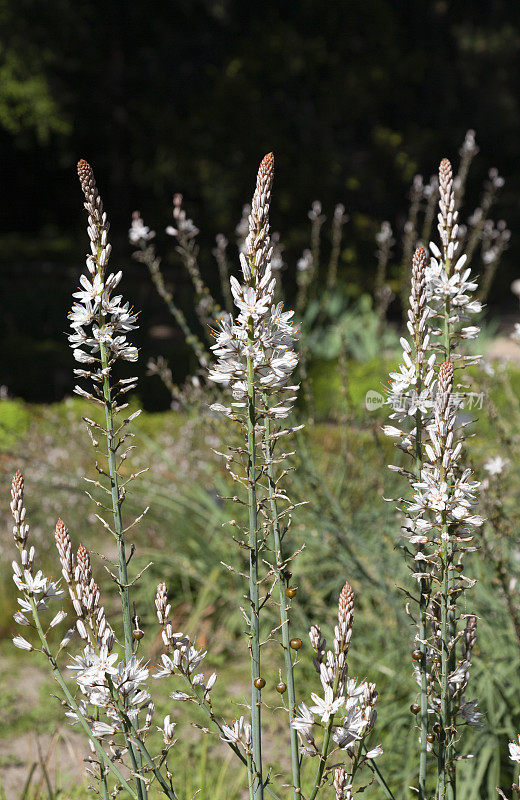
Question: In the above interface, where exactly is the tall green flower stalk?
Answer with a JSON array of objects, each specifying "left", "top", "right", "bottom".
[
  {"left": 75, "top": 160, "right": 147, "bottom": 799},
  {"left": 209, "top": 153, "right": 300, "bottom": 800},
  {"left": 9, "top": 158, "right": 187, "bottom": 800}
]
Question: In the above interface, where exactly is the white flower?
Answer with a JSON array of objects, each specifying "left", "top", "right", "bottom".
[
  {"left": 332, "top": 704, "right": 366, "bottom": 749},
  {"left": 509, "top": 735, "right": 520, "bottom": 763},
  {"left": 205, "top": 672, "right": 217, "bottom": 691},
  {"left": 13, "top": 635, "right": 33, "bottom": 651},
  {"left": 160, "top": 715, "right": 176, "bottom": 744},
  {"left": 170, "top": 691, "right": 191, "bottom": 701},
  {"left": 91, "top": 721, "right": 120, "bottom": 738},
  {"left": 291, "top": 703, "right": 315, "bottom": 737},
  {"left": 129, "top": 213, "right": 155, "bottom": 244},
  {"left": 75, "top": 646, "right": 119, "bottom": 688},
  {"left": 154, "top": 653, "right": 175, "bottom": 679},
  {"left": 117, "top": 656, "right": 149, "bottom": 695},
  {"left": 209, "top": 157, "right": 299, "bottom": 420},
  {"left": 49, "top": 610, "right": 67, "bottom": 628},
  {"left": 309, "top": 686, "right": 345, "bottom": 723},
  {"left": 365, "top": 745, "right": 383, "bottom": 759},
  {"left": 13, "top": 569, "right": 48, "bottom": 594},
  {"left": 72, "top": 273, "right": 104, "bottom": 305},
  {"left": 382, "top": 425, "right": 403, "bottom": 438},
  {"left": 220, "top": 716, "right": 252, "bottom": 751},
  {"left": 297, "top": 249, "right": 313, "bottom": 272},
  {"left": 484, "top": 456, "right": 509, "bottom": 476}
]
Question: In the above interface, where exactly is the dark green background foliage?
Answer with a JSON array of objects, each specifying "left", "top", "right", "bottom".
[{"left": 1, "top": 0, "right": 519, "bottom": 403}]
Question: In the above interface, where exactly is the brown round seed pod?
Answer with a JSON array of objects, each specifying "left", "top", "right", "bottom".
[
  {"left": 290, "top": 638, "right": 303, "bottom": 650},
  {"left": 276, "top": 682, "right": 287, "bottom": 694},
  {"left": 410, "top": 703, "right": 420, "bottom": 715},
  {"left": 133, "top": 629, "right": 144, "bottom": 640},
  {"left": 412, "top": 649, "right": 422, "bottom": 661},
  {"left": 254, "top": 677, "right": 266, "bottom": 690},
  {"left": 285, "top": 587, "right": 297, "bottom": 599},
  {"left": 426, "top": 733, "right": 435, "bottom": 744},
  {"left": 455, "top": 564, "right": 463, "bottom": 573}
]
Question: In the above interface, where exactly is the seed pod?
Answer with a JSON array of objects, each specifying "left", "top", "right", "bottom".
[
  {"left": 133, "top": 629, "right": 144, "bottom": 640},
  {"left": 285, "top": 587, "right": 297, "bottom": 599},
  {"left": 290, "top": 638, "right": 303, "bottom": 650},
  {"left": 410, "top": 703, "right": 420, "bottom": 715},
  {"left": 254, "top": 677, "right": 266, "bottom": 690},
  {"left": 276, "top": 682, "right": 287, "bottom": 694},
  {"left": 412, "top": 649, "right": 422, "bottom": 661},
  {"left": 426, "top": 733, "right": 435, "bottom": 743}
]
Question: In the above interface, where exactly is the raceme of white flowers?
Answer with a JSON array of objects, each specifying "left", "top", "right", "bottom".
[
  {"left": 11, "top": 472, "right": 64, "bottom": 650},
  {"left": 292, "top": 582, "right": 380, "bottom": 771},
  {"left": 69, "top": 160, "right": 138, "bottom": 403},
  {"left": 425, "top": 158, "right": 482, "bottom": 348},
  {"left": 208, "top": 153, "right": 299, "bottom": 420},
  {"left": 11, "top": 472, "right": 155, "bottom": 747}
]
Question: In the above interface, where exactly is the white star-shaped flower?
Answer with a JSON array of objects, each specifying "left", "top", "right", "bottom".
[{"left": 309, "top": 686, "right": 344, "bottom": 723}]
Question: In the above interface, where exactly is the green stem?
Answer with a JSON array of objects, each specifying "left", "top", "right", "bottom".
[
  {"left": 438, "top": 515, "right": 449, "bottom": 800},
  {"left": 263, "top": 398, "right": 301, "bottom": 798},
  {"left": 418, "top": 586, "right": 429, "bottom": 800},
  {"left": 348, "top": 734, "right": 367, "bottom": 787},
  {"left": 27, "top": 596, "right": 138, "bottom": 799},
  {"left": 130, "top": 738, "right": 179, "bottom": 800},
  {"left": 364, "top": 751, "right": 396, "bottom": 800},
  {"left": 100, "top": 772, "right": 109, "bottom": 800},
  {"left": 246, "top": 328, "right": 263, "bottom": 800},
  {"left": 99, "top": 345, "right": 132, "bottom": 659},
  {"left": 185, "top": 679, "right": 281, "bottom": 800},
  {"left": 247, "top": 753, "right": 254, "bottom": 800},
  {"left": 308, "top": 723, "right": 333, "bottom": 800}
]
